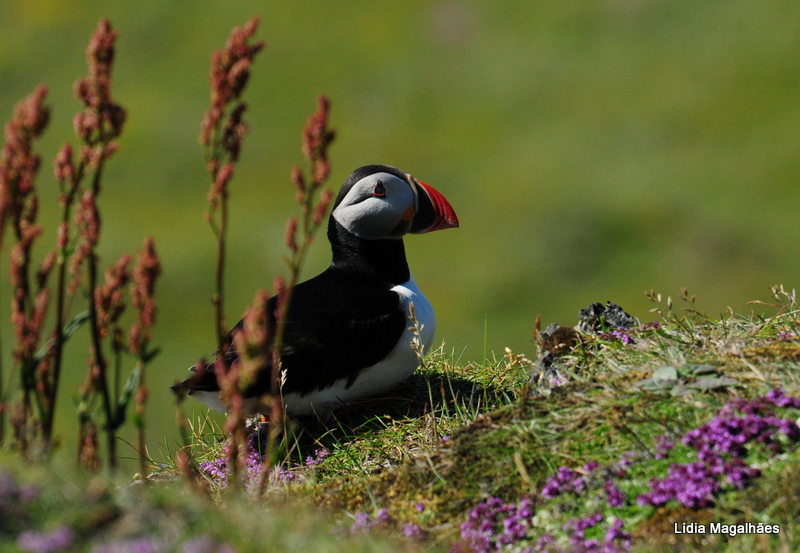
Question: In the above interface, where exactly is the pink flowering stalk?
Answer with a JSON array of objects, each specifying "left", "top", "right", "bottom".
[
  {"left": 129, "top": 237, "right": 161, "bottom": 478},
  {"left": 222, "top": 290, "right": 270, "bottom": 489},
  {"left": 0, "top": 86, "right": 51, "bottom": 448},
  {"left": 200, "top": 16, "right": 264, "bottom": 353},
  {"left": 256, "top": 96, "right": 335, "bottom": 493},
  {"left": 197, "top": 17, "right": 264, "bottom": 490},
  {"left": 76, "top": 253, "right": 131, "bottom": 470},
  {"left": 57, "top": 20, "right": 162, "bottom": 474},
  {"left": 0, "top": 19, "right": 161, "bottom": 473},
  {"left": 60, "top": 19, "right": 146, "bottom": 472}
]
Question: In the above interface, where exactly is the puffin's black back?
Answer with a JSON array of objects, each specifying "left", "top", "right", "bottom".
[{"left": 270, "top": 268, "right": 406, "bottom": 395}]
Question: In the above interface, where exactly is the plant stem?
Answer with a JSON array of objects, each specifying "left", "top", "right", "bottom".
[
  {"left": 86, "top": 250, "right": 116, "bottom": 471},
  {"left": 136, "top": 361, "right": 147, "bottom": 478},
  {"left": 42, "top": 172, "right": 81, "bottom": 443},
  {"left": 214, "top": 188, "right": 228, "bottom": 353}
]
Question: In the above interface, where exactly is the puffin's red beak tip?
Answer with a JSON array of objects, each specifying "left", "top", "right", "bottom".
[{"left": 417, "top": 180, "right": 459, "bottom": 232}]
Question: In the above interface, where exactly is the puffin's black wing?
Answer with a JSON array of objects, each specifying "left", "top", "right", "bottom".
[
  {"left": 175, "top": 268, "right": 407, "bottom": 399},
  {"left": 275, "top": 268, "right": 407, "bottom": 396}
]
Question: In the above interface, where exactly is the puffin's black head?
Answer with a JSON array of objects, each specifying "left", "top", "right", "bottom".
[{"left": 331, "top": 165, "right": 459, "bottom": 240}]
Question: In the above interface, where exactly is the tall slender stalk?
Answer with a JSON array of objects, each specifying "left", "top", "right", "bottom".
[
  {"left": 198, "top": 17, "right": 264, "bottom": 490},
  {"left": 45, "top": 145, "right": 83, "bottom": 442},
  {"left": 129, "top": 237, "right": 161, "bottom": 479},
  {"left": 258, "top": 96, "right": 335, "bottom": 494},
  {"left": 0, "top": 86, "right": 51, "bottom": 450},
  {"left": 201, "top": 18, "right": 264, "bottom": 353},
  {"left": 87, "top": 250, "right": 115, "bottom": 469}
]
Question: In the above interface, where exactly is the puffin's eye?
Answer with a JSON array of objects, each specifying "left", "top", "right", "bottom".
[{"left": 373, "top": 181, "right": 386, "bottom": 197}]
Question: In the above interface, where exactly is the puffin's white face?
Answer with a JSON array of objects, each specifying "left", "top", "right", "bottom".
[{"left": 332, "top": 172, "right": 418, "bottom": 239}]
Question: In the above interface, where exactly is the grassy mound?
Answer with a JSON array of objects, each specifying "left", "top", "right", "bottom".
[{"left": 4, "top": 289, "right": 800, "bottom": 552}]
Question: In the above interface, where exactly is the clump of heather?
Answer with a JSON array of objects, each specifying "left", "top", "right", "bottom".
[
  {"left": 17, "top": 526, "right": 74, "bottom": 553},
  {"left": 1, "top": 465, "right": 249, "bottom": 552},
  {"left": 451, "top": 494, "right": 630, "bottom": 553},
  {"left": 1, "top": 469, "right": 77, "bottom": 552},
  {"left": 638, "top": 388, "right": 800, "bottom": 508},
  {"left": 453, "top": 496, "right": 535, "bottom": 552},
  {"left": 199, "top": 448, "right": 263, "bottom": 492},
  {"left": 0, "top": 470, "right": 41, "bottom": 536},
  {"left": 198, "top": 425, "right": 330, "bottom": 492},
  {"left": 444, "top": 389, "right": 800, "bottom": 552},
  {"left": 541, "top": 463, "right": 596, "bottom": 498},
  {"left": 349, "top": 508, "right": 392, "bottom": 535},
  {"left": 346, "top": 507, "right": 426, "bottom": 543},
  {"left": 597, "top": 329, "right": 633, "bottom": 345},
  {"left": 561, "top": 513, "right": 631, "bottom": 552}
]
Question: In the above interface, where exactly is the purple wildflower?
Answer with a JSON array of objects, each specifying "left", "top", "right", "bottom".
[
  {"left": 610, "top": 452, "right": 639, "bottom": 478},
  {"left": 90, "top": 537, "right": 166, "bottom": 553},
  {"left": 638, "top": 461, "right": 720, "bottom": 508},
  {"left": 349, "top": 511, "right": 372, "bottom": 534},
  {"left": 541, "top": 466, "right": 590, "bottom": 499},
  {"left": 638, "top": 389, "right": 799, "bottom": 508},
  {"left": 0, "top": 471, "right": 40, "bottom": 507},
  {"left": 246, "top": 422, "right": 269, "bottom": 453},
  {"left": 198, "top": 457, "right": 227, "bottom": 481},
  {"left": 603, "top": 480, "right": 625, "bottom": 507},
  {"left": 376, "top": 508, "right": 391, "bottom": 524},
  {"left": 201, "top": 426, "right": 334, "bottom": 488},
  {"left": 563, "top": 512, "right": 603, "bottom": 532},
  {"left": 654, "top": 435, "right": 674, "bottom": 460},
  {"left": 683, "top": 408, "right": 800, "bottom": 461},
  {"left": 598, "top": 329, "right": 632, "bottom": 345},
  {"left": 305, "top": 448, "right": 329, "bottom": 468},
  {"left": 180, "top": 536, "right": 235, "bottom": 553},
  {"left": 18, "top": 484, "right": 39, "bottom": 503},
  {"left": 17, "top": 526, "right": 74, "bottom": 553},
  {"left": 563, "top": 516, "right": 631, "bottom": 552},
  {"left": 458, "top": 496, "right": 535, "bottom": 552},
  {"left": 533, "top": 533, "right": 556, "bottom": 552},
  {"left": 765, "top": 388, "right": 800, "bottom": 409},
  {"left": 348, "top": 508, "right": 393, "bottom": 535},
  {"left": 605, "top": 518, "right": 632, "bottom": 548},
  {"left": 403, "top": 523, "right": 425, "bottom": 540}
]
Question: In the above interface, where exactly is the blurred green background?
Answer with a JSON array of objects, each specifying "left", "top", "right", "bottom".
[{"left": 1, "top": 0, "right": 799, "bottom": 470}]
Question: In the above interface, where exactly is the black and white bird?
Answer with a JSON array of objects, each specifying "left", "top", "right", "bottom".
[{"left": 173, "top": 164, "right": 459, "bottom": 417}]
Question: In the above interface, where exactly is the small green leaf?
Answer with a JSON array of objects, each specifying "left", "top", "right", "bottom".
[
  {"left": 652, "top": 366, "right": 678, "bottom": 381},
  {"left": 32, "top": 310, "right": 91, "bottom": 364},
  {"left": 112, "top": 365, "right": 142, "bottom": 430},
  {"left": 142, "top": 347, "right": 161, "bottom": 364},
  {"left": 690, "top": 376, "right": 738, "bottom": 390},
  {"left": 63, "top": 310, "right": 91, "bottom": 340},
  {"left": 683, "top": 363, "right": 717, "bottom": 376}
]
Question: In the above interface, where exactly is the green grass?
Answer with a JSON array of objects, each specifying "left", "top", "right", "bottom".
[{"left": 4, "top": 288, "right": 800, "bottom": 551}]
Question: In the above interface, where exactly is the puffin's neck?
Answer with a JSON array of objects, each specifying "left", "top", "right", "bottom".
[{"left": 328, "top": 218, "right": 411, "bottom": 284}]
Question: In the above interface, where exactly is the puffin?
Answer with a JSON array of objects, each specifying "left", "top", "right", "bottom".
[{"left": 173, "top": 164, "right": 459, "bottom": 417}]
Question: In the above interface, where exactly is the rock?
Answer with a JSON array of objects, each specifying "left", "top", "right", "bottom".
[{"left": 577, "top": 302, "right": 637, "bottom": 333}]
